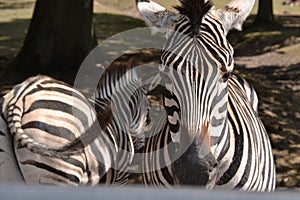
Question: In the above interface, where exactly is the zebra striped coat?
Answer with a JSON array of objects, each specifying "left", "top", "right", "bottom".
[
  {"left": 142, "top": 74, "right": 273, "bottom": 189},
  {"left": 0, "top": 75, "right": 109, "bottom": 186},
  {"left": 0, "top": 61, "right": 149, "bottom": 186},
  {"left": 136, "top": 0, "right": 275, "bottom": 191},
  {"left": 90, "top": 60, "right": 150, "bottom": 184}
]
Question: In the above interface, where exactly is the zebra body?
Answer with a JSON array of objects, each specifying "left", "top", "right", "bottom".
[
  {"left": 1, "top": 75, "right": 109, "bottom": 186},
  {"left": 0, "top": 62, "right": 149, "bottom": 186},
  {"left": 137, "top": 0, "right": 275, "bottom": 191}
]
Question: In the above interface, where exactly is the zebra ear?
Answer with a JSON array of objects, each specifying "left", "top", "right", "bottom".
[
  {"left": 216, "top": 0, "right": 255, "bottom": 33},
  {"left": 136, "top": 0, "right": 178, "bottom": 30}
]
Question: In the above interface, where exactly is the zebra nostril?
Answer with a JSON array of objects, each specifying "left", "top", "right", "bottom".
[
  {"left": 208, "top": 163, "right": 217, "bottom": 173},
  {"left": 146, "top": 116, "right": 151, "bottom": 125}
]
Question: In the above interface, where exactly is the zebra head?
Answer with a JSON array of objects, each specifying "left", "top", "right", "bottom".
[{"left": 136, "top": 0, "right": 255, "bottom": 187}]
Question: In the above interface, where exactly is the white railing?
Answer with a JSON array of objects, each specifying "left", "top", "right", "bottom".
[{"left": 0, "top": 185, "right": 299, "bottom": 200}]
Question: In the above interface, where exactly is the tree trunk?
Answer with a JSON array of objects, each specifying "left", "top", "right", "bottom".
[
  {"left": 11, "top": 0, "right": 97, "bottom": 74},
  {"left": 256, "top": 0, "right": 274, "bottom": 23}
]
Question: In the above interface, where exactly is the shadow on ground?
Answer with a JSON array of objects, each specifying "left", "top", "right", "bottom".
[
  {"left": 228, "top": 15, "right": 300, "bottom": 56},
  {"left": 0, "top": 18, "right": 30, "bottom": 62}
]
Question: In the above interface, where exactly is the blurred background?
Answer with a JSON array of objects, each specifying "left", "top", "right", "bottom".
[{"left": 0, "top": 0, "right": 299, "bottom": 190}]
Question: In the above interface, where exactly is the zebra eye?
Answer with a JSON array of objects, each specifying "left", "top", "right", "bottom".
[
  {"left": 228, "top": 56, "right": 233, "bottom": 66},
  {"left": 222, "top": 72, "right": 231, "bottom": 82}
]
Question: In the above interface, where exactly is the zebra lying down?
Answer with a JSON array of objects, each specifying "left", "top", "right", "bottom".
[{"left": 0, "top": 60, "right": 149, "bottom": 186}]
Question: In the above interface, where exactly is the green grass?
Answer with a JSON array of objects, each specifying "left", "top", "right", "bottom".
[
  {"left": 0, "top": 0, "right": 35, "bottom": 22},
  {"left": 94, "top": 13, "right": 145, "bottom": 41},
  {"left": 0, "top": 1, "right": 34, "bottom": 59},
  {"left": 273, "top": 0, "right": 300, "bottom": 15}
]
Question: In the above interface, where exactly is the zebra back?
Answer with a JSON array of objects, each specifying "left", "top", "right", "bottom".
[
  {"left": 1, "top": 75, "right": 113, "bottom": 185},
  {"left": 2, "top": 75, "right": 99, "bottom": 156}
]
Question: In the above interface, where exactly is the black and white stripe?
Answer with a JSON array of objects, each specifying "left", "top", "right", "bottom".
[
  {"left": 137, "top": 0, "right": 275, "bottom": 191},
  {"left": 90, "top": 60, "right": 149, "bottom": 185},
  {"left": 142, "top": 74, "right": 268, "bottom": 189},
  {"left": 1, "top": 75, "right": 104, "bottom": 185},
  {"left": 214, "top": 75, "right": 276, "bottom": 191},
  {"left": 0, "top": 60, "right": 149, "bottom": 186}
]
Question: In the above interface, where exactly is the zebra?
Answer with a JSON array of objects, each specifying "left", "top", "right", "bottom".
[
  {"left": 142, "top": 74, "right": 266, "bottom": 188},
  {"left": 0, "top": 60, "right": 149, "bottom": 186},
  {"left": 90, "top": 59, "right": 150, "bottom": 184},
  {"left": 136, "top": 0, "right": 276, "bottom": 191},
  {"left": 0, "top": 75, "right": 111, "bottom": 186}
]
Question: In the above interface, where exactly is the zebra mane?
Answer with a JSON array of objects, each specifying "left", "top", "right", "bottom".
[
  {"left": 88, "top": 58, "right": 139, "bottom": 143},
  {"left": 174, "top": 0, "right": 213, "bottom": 34},
  {"left": 97, "top": 58, "right": 137, "bottom": 93}
]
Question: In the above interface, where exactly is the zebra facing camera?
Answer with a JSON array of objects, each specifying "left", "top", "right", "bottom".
[{"left": 73, "top": 27, "right": 222, "bottom": 174}]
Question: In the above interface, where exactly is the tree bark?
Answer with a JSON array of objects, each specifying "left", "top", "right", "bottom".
[
  {"left": 11, "top": 0, "right": 97, "bottom": 74},
  {"left": 256, "top": 0, "right": 274, "bottom": 23}
]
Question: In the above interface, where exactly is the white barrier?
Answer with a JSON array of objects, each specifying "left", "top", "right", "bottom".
[{"left": 0, "top": 185, "right": 299, "bottom": 200}]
